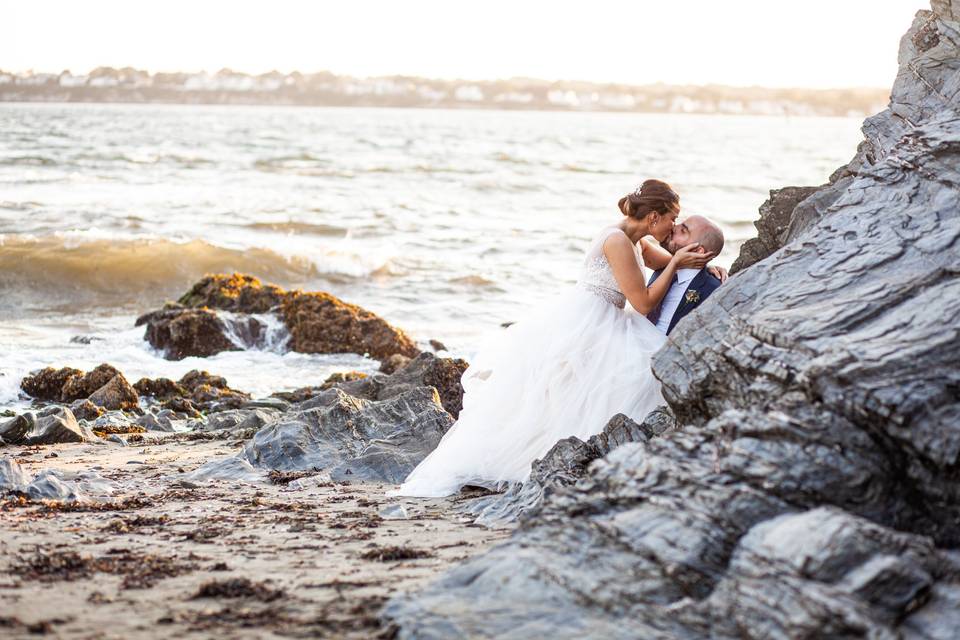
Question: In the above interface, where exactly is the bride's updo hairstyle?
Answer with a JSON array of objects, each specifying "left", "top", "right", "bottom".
[{"left": 618, "top": 179, "right": 680, "bottom": 220}]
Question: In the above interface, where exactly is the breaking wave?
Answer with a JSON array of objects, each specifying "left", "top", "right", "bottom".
[{"left": 0, "top": 236, "right": 391, "bottom": 317}]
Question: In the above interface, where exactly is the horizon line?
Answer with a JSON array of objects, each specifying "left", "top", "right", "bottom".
[{"left": 3, "top": 66, "right": 889, "bottom": 93}]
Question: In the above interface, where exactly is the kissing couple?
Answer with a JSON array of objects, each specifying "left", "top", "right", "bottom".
[{"left": 395, "top": 179, "right": 725, "bottom": 497}]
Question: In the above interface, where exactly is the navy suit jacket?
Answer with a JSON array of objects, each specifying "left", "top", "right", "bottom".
[{"left": 647, "top": 268, "right": 721, "bottom": 335}]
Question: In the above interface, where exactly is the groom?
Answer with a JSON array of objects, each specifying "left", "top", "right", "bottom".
[{"left": 647, "top": 215, "right": 725, "bottom": 335}]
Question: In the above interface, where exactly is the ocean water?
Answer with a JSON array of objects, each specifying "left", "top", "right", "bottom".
[{"left": 0, "top": 102, "right": 865, "bottom": 409}]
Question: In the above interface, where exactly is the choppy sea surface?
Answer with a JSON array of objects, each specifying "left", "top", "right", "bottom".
[{"left": 0, "top": 103, "right": 865, "bottom": 409}]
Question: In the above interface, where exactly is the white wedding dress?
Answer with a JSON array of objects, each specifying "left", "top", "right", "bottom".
[{"left": 395, "top": 227, "right": 667, "bottom": 497}]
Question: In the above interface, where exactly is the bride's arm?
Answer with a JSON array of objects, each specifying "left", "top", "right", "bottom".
[
  {"left": 639, "top": 235, "right": 672, "bottom": 271},
  {"left": 604, "top": 235, "right": 712, "bottom": 315}
]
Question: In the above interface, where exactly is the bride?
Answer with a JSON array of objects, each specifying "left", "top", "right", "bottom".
[{"left": 395, "top": 179, "right": 712, "bottom": 497}]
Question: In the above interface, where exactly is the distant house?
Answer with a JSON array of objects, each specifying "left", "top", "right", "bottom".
[
  {"left": 717, "top": 100, "right": 745, "bottom": 114},
  {"left": 255, "top": 73, "right": 285, "bottom": 92},
  {"left": 669, "top": 96, "right": 699, "bottom": 113},
  {"left": 59, "top": 72, "right": 89, "bottom": 88},
  {"left": 89, "top": 76, "right": 119, "bottom": 88},
  {"left": 18, "top": 73, "right": 57, "bottom": 86},
  {"left": 417, "top": 85, "right": 447, "bottom": 102},
  {"left": 494, "top": 92, "right": 534, "bottom": 104},
  {"left": 221, "top": 75, "right": 256, "bottom": 91},
  {"left": 184, "top": 73, "right": 215, "bottom": 90},
  {"left": 598, "top": 93, "right": 636, "bottom": 109},
  {"left": 454, "top": 85, "right": 484, "bottom": 102},
  {"left": 547, "top": 90, "right": 579, "bottom": 107}
]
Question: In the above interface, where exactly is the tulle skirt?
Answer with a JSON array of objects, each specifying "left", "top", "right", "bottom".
[{"left": 394, "top": 286, "right": 667, "bottom": 498}]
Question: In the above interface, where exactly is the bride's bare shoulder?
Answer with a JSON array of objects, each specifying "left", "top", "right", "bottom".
[
  {"left": 601, "top": 227, "right": 631, "bottom": 247},
  {"left": 601, "top": 229, "right": 635, "bottom": 259}
]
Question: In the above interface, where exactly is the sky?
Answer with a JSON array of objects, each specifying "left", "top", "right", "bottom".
[{"left": 6, "top": 0, "right": 927, "bottom": 88}]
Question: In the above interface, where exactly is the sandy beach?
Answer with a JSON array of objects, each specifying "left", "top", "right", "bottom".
[{"left": 0, "top": 434, "right": 508, "bottom": 639}]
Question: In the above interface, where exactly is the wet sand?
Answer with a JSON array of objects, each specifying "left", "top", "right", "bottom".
[{"left": 0, "top": 436, "right": 508, "bottom": 638}]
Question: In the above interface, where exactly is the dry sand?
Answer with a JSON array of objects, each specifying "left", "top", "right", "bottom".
[{"left": 0, "top": 435, "right": 509, "bottom": 639}]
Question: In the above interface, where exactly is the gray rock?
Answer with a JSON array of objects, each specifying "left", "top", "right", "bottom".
[
  {"left": 195, "top": 387, "right": 453, "bottom": 484},
  {"left": 329, "top": 352, "right": 469, "bottom": 418},
  {"left": 730, "top": 173, "right": 859, "bottom": 277},
  {"left": 157, "top": 409, "right": 198, "bottom": 430},
  {"left": 135, "top": 412, "right": 171, "bottom": 432},
  {"left": 297, "top": 389, "right": 342, "bottom": 410},
  {"left": 0, "top": 459, "right": 116, "bottom": 502},
  {"left": 286, "top": 473, "right": 334, "bottom": 490},
  {"left": 187, "top": 456, "right": 267, "bottom": 483},
  {"left": 686, "top": 508, "right": 955, "bottom": 638},
  {"left": 0, "top": 458, "right": 30, "bottom": 491},
  {"left": 199, "top": 408, "right": 280, "bottom": 433},
  {"left": 387, "top": 4, "right": 960, "bottom": 637},
  {"left": 25, "top": 471, "right": 82, "bottom": 501},
  {"left": 94, "top": 411, "right": 136, "bottom": 429},
  {"left": 106, "top": 434, "right": 127, "bottom": 446},
  {"left": 459, "top": 409, "right": 672, "bottom": 527},
  {"left": 4, "top": 407, "right": 98, "bottom": 445},
  {"left": 380, "top": 504, "right": 409, "bottom": 520},
  {"left": 729, "top": 186, "right": 820, "bottom": 274},
  {"left": 0, "top": 413, "right": 34, "bottom": 444},
  {"left": 240, "top": 398, "right": 290, "bottom": 412},
  {"left": 136, "top": 410, "right": 195, "bottom": 432}
]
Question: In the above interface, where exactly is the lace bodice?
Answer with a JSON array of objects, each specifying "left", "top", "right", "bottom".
[{"left": 577, "top": 227, "right": 642, "bottom": 309}]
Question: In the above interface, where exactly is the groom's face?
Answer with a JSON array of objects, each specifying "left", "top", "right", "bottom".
[{"left": 664, "top": 218, "right": 698, "bottom": 254}]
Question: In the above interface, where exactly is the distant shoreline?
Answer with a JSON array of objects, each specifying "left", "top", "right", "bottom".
[{"left": 1, "top": 68, "right": 888, "bottom": 118}]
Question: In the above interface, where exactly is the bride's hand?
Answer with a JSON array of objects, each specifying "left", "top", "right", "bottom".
[
  {"left": 708, "top": 265, "right": 728, "bottom": 283},
  {"left": 672, "top": 243, "right": 715, "bottom": 270}
]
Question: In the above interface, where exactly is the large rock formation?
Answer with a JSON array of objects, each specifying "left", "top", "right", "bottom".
[
  {"left": 137, "top": 274, "right": 421, "bottom": 361},
  {"left": 192, "top": 386, "right": 454, "bottom": 484},
  {"left": 734, "top": 2, "right": 960, "bottom": 276},
  {"left": 386, "top": 4, "right": 960, "bottom": 637}
]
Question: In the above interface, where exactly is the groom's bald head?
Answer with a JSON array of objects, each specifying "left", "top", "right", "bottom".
[
  {"left": 665, "top": 215, "right": 725, "bottom": 257},
  {"left": 689, "top": 215, "right": 725, "bottom": 255}
]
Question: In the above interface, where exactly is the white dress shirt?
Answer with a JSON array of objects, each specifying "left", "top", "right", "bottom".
[{"left": 654, "top": 269, "right": 701, "bottom": 334}]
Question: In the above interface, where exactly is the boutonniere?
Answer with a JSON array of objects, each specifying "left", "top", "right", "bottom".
[{"left": 684, "top": 289, "right": 700, "bottom": 304}]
